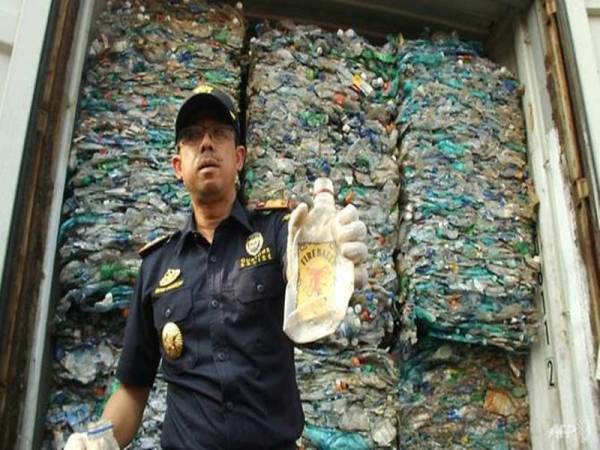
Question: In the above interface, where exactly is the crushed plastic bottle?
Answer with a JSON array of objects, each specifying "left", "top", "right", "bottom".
[
  {"left": 284, "top": 178, "right": 354, "bottom": 343},
  {"left": 304, "top": 424, "right": 370, "bottom": 450}
]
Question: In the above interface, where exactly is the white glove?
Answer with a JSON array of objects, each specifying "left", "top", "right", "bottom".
[
  {"left": 287, "top": 203, "right": 368, "bottom": 288},
  {"left": 64, "top": 422, "right": 120, "bottom": 450},
  {"left": 64, "top": 433, "right": 88, "bottom": 450},
  {"left": 333, "top": 204, "right": 368, "bottom": 288}
]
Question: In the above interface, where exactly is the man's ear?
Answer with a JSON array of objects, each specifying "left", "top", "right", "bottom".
[
  {"left": 171, "top": 152, "right": 183, "bottom": 181},
  {"left": 235, "top": 145, "right": 247, "bottom": 171}
]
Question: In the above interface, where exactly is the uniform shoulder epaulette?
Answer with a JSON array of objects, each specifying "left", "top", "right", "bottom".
[
  {"left": 138, "top": 233, "right": 176, "bottom": 257},
  {"left": 249, "top": 198, "right": 295, "bottom": 212}
]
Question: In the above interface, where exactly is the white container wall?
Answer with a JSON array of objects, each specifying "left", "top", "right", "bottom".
[
  {"left": 587, "top": 0, "right": 600, "bottom": 72},
  {"left": 0, "top": 0, "right": 52, "bottom": 286}
]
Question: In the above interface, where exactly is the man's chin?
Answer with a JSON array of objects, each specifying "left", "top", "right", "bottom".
[{"left": 195, "top": 183, "right": 228, "bottom": 203}]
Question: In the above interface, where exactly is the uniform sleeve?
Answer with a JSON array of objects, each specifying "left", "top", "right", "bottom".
[
  {"left": 273, "top": 211, "right": 289, "bottom": 264},
  {"left": 271, "top": 211, "right": 290, "bottom": 282},
  {"left": 116, "top": 264, "right": 160, "bottom": 387}
]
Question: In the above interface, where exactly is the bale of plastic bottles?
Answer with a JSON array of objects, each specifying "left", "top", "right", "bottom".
[
  {"left": 398, "top": 337, "right": 530, "bottom": 448},
  {"left": 246, "top": 23, "right": 400, "bottom": 349},
  {"left": 296, "top": 347, "right": 398, "bottom": 449},
  {"left": 393, "top": 35, "right": 539, "bottom": 352},
  {"left": 45, "top": 3, "right": 538, "bottom": 449},
  {"left": 45, "top": 1, "right": 245, "bottom": 447}
]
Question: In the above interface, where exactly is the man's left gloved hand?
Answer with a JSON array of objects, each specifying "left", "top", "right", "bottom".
[{"left": 287, "top": 203, "right": 369, "bottom": 288}]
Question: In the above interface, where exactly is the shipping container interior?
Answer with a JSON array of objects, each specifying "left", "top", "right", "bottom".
[{"left": 20, "top": 1, "right": 599, "bottom": 449}]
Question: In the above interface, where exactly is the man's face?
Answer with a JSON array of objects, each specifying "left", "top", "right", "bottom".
[{"left": 172, "top": 113, "right": 246, "bottom": 204}]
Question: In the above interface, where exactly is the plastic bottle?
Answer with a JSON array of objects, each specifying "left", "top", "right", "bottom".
[
  {"left": 304, "top": 424, "right": 369, "bottom": 450},
  {"left": 284, "top": 177, "right": 354, "bottom": 343},
  {"left": 86, "top": 420, "right": 119, "bottom": 450}
]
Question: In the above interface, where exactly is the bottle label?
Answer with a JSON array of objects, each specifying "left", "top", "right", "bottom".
[{"left": 297, "top": 242, "right": 336, "bottom": 321}]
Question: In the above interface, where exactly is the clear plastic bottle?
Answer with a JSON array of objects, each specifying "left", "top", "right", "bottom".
[
  {"left": 284, "top": 177, "right": 354, "bottom": 343},
  {"left": 86, "top": 420, "right": 120, "bottom": 450}
]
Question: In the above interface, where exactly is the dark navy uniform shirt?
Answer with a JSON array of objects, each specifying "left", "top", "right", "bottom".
[{"left": 117, "top": 198, "right": 304, "bottom": 450}]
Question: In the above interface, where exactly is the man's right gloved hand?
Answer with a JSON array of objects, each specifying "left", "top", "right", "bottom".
[
  {"left": 64, "top": 421, "right": 120, "bottom": 450},
  {"left": 287, "top": 202, "right": 369, "bottom": 288}
]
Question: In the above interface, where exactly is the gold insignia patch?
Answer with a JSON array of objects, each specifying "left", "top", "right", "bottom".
[
  {"left": 239, "top": 246, "right": 273, "bottom": 269},
  {"left": 256, "top": 199, "right": 290, "bottom": 210},
  {"left": 162, "top": 322, "right": 183, "bottom": 359},
  {"left": 194, "top": 84, "right": 214, "bottom": 94},
  {"left": 154, "top": 279, "right": 184, "bottom": 295},
  {"left": 245, "top": 232, "right": 264, "bottom": 256},
  {"left": 159, "top": 269, "right": 181, "bottom": 287},
  {"left": 154, "top": 269, "right": 184, "bottom": 295}
]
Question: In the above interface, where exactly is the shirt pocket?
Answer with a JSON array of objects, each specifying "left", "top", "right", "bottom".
[
  {"left": 235, "top": 262, "right": 284, "bottom": 303},
  {"left": 152, "top": 288, "right": 193, "bottom": 330},
  {"left": 234, "top": 263, "right": 286, "bottom": 353}
]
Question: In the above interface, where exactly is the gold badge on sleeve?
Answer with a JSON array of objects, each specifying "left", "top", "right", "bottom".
[{"left": 162, "top": 322, "right": 184, "bottom": 359}]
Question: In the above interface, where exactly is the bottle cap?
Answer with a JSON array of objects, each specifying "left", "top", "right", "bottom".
[{"left": 313, "top": 177, "right": 334, "bottom": 196}]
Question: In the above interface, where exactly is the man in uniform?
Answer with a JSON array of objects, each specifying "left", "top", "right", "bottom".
[{"left": 66, "top": 86, "right": 367, "bottom": 449}]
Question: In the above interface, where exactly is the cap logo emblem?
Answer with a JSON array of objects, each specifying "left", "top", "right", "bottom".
[{"left": 194, "top": 84, "right": 214, "bottom": 94}]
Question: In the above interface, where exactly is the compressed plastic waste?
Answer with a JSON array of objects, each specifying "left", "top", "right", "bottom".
[
  {"left": 397, "top": 337, "right": 530, "bottom": 448},
  {"left": 393, "top": 34, "right": 539, "bottom": 352},
  {"left": 44, "top": 2, "right": 538, "bottom": 447},
  {"left": 245, "top": 23, "right": 402, "bottom": 449},
  {"left": 246, "top": 23, "right": 400, "bottom": 348},
  {"left": 296, "top": 347, "right": 398, "bottom": 448},
  {"left": 44, "top": 0, "right": 245, "bottom": 447}
]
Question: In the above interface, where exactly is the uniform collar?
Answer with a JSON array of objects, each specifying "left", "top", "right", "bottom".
[
  {"left": 229, "top": 196, "right": 253, "bottom": 232},
  {"left": 176, "top": 197, "right": 253, "bottom": 254}
]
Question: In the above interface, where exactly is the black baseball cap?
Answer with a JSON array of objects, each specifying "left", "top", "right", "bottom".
[{"left": 175, "top": 84, "right": 240, "bottom": 144}]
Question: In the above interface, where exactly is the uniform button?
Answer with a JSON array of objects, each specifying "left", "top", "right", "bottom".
[
  {"left": 209, "top": 255, "right": 217, "bottom": 263},
  {"left": 217, "top": 351, "right": 226, "bottom": 361},
  {"left": 165, "top": 308, "right": 172, "bottom": 318},
  {"left": 210, "top": 299, "right": 219, "bottom": 309},
  {"left": 256, "top": 283, "right": 265, "bottom": 293},
  {"left": 226, "top": 401, "right": 234, "bottom": 410}
]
